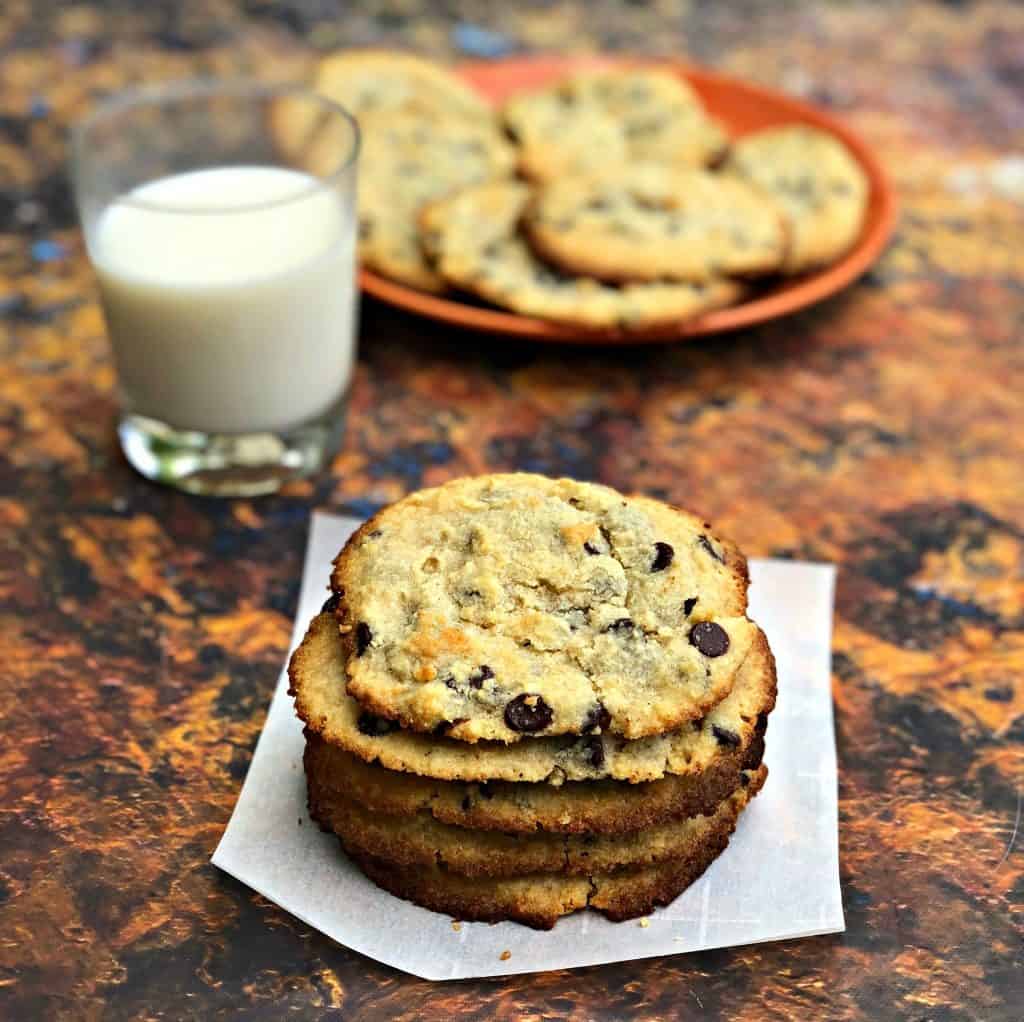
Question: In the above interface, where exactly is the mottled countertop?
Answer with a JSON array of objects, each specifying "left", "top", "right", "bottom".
[{"left": 1, "top": 2, "right": 1022, "bottom": 1019}]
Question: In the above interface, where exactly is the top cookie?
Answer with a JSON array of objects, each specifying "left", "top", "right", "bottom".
[
  {"left": 331, "top": 474, "right": 754, "bottom": 743},
  {"left": 724, "top": 125, "right": 869, "bottom": 272},
  {"left": 503, "top": 68, "right": 729, "bottom": 183},
  {"left": 523, "top": 164, "right": 787, "bottom": 283}
]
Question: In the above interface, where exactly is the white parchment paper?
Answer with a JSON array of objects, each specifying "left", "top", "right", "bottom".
[{"left": 213, "top": 512, "right": 843, "bottom": 980}]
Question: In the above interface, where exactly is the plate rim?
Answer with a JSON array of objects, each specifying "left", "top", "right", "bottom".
[{"left": 358, "top": 54, "right": 898, "bottom": 346}]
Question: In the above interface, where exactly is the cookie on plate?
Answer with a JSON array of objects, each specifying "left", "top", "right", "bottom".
[
  {"left": 332, "top": 778, "right": 760, "bottom": 929},
  {"left": 314, "top": 49, "right": 491, "bottom": 123},
  {"left": 291, "top": 607, "right": 775, "bottom": 785},
  {"left": 724, "top": 125, "right": 869, "bottom": 272},
  {"left": 309, "top": 762, "right": 766, "bottom": 878},
  {"left": 523, "top": 163, "right": 787, "bottom": 284},
  {"left": 329, "top": 474, "right": 757, "bottom": 743},
  {"left": 503, "top": 68, "right": 729, "bottom": 183},
  {"left": 358, "top": 111, "right": 515, "bottom": 291},
  {"left": 419, "top": 181, "right": 744, "bottom": 329}
]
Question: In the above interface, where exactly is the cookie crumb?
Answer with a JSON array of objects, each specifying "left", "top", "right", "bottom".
[
  {"left": 499, "top": 950, "right": 512, "bottom": 961},
  {"left": 451, "top": 921, "right": 462, "bottom": 932},
  {"left": 638, "top": 917, "right": 650, "bottom": 928}
]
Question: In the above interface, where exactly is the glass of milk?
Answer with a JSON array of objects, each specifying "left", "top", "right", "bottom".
[{"left": 71, "top": 82, "right": 360, "bottom": 496}]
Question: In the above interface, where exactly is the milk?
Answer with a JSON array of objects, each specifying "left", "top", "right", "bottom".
[{"left": 91, "top": 166, "right": 356, "bottom": 435}]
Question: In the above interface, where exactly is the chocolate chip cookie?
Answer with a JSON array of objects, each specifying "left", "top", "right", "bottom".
[
  {"left": 314, "top": 49, "right": 491, "bottom": 123},
  {"left": 419, "top": 182, "right": 744, "bottom": 329},
  {"left": 524, "top": 163, "right": 787, "bottom": 284},
  {"left": 502, "top": 68, "right": 729, "bottom": 184},
  {"left": 290, "top": 609, "right": 774, "bottom": 785},
  {"left": 325, "top": 778, "right": 761, "bottom": 929},
  {"left": 724, "top": 125, "right": 869, "bottom": 272},
  {"left": 309, "top": 763, "right": 765, "bottom": 878},
  {"left": 358, "top": 111, "right": 515, "bottom": 292},
  {"left": 329, "top": 474, "right": 756, "bottom": 743}
]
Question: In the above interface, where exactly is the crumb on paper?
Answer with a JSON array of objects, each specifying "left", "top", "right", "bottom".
[
  {"left": 639, "top": 917, "right": 650, "bottom": 928},
  {"left": 499, "top": 950, "right": 511, "bottom": 961},
  {"left": 451, "top": 921, "right": 462, "bottom": 932},
  {"left": 297, "top": 817, "right": 302, "bottom": 826}
]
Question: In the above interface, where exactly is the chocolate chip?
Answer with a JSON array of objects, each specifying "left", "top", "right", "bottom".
[
  {"left": 712, "top": 724, "right": 741, "bottom": 747},
  {"left": 683, "top": 597, "right": 698, "bottom": 616},
  {"left": 583, "top": 541, "right": 600, "bottom": 555},
  {"left": 357, "top": 713, "right": 398, "bottom": 737},
  {"left": 690, "top": 621, "right": 730, "bottom": 657},
  {"left": 582, "top": 702, "right": 611, "bottom": 734},
  {"left": 581, "top": 736, "right": 605, "bottom": 769},
  {"left": 355, "top": 622, "right": 372, "bottom": 656},
  {"left": 432, "top": 717, "right": 467, "bottom": 738},
  {"left": 477, "top": 782, "right": 494, "bottom": 800},
  {"left": 468, "top": 665, "right": 494, "bottom": 690},
  {"left": 651, "top": 541, "right": 674, "bottom": 572},
  {"left": 461, "top": 795, "right": 472, "bottom": 812},
  {"left": 739, "top": 772, "right": 750, "bottom": 786},
  {"left": 504, "top": 694, "right": 554, "bottom": 733},
  {"left": 443, "top": 676, "right": 458, "bottom": 691},
  {"left": 605, "top": 617, "right": 633, "bottom": 634},
  {"left": 320, "top": 592, "right": 341, "bottom": 614},
  {"left": 742, "top": 732, "right": 765, "bottom": 770},
  {"left": 698, "top": 534, "right": 726, "bottom": 563}
]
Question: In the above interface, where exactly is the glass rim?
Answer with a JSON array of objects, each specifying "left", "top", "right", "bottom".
[{"left": 70, "top": 79, "right": 361, "bottom": 216}]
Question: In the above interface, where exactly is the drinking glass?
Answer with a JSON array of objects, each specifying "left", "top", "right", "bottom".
[{"left": 71, "top": 81, "right": 360, "bottom": 496}]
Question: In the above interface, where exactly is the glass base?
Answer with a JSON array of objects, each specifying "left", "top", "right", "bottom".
[{"left": 118, "top": 397, "right": 347, "bottom": 497}]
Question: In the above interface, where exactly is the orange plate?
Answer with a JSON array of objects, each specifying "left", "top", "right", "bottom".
[{"left": 358, "top": 55, "right": 898, "bottom": 345}]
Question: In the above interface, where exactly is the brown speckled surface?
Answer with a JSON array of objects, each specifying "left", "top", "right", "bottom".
[{"left": 1, "top": 2, "right": 1022, "bottom": 1019}]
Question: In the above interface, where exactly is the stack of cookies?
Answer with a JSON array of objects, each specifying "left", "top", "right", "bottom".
[
  {"left": 289, "top": 474, "right": 776, "bottom": 928},
  {"left": 276, "top": 50, "right": 869, "bottom": 331}
]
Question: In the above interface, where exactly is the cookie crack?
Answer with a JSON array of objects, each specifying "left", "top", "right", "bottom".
[{"left": 564, "top": 505, "right": 637, "bottom": 710}]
